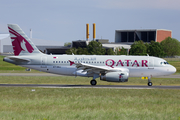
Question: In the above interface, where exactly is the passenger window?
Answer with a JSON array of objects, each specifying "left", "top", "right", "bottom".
[
  {"left": 64, "top": 61, "right": 66, "bottom": 63},
  {"left": 53, "top": 61, "right": 55, "bottom": 63}
]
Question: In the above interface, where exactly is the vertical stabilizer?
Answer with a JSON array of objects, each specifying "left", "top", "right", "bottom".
[{"left": 8, "top": 24, "right": 42, "bottom": 56}]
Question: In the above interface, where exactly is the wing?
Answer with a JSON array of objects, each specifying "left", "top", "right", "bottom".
[{"left": 69, "top": 60, "right": 126, "bottom": 75}]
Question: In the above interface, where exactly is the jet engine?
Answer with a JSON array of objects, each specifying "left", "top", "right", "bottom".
[{"left": 100, "top": 72, "right": 129, "bottom": 82}]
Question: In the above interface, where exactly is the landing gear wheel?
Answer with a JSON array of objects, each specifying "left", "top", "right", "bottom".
[
  {"left": 90, "top": 80, "right": 97, "bottom": 86},
  {"left": 148, "top": 82, "right": 152, "bottom": 86}
]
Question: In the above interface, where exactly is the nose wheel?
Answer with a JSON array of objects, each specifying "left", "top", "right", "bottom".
[
  {"left": 148, "top": 82, "right": 152, "bottom": 86},
  {"left": 147, "top": 77, "right": 153, "bottom": 86},
  {"left": 90, "top": 80, "right": 97, "bottom": 86}
]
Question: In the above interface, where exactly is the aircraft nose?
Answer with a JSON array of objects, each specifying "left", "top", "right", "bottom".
[{"left": 169, "top": 66, "right": 176, "bottom": 74}]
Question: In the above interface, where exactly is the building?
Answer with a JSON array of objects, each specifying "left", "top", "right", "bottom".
[
  {"left": 115, "top": 29, "right": 172, "bottom": 43},
  {"left": 1, "top": 28, "right": 172, "bottom": 55},
  {"left": 72, "top": 40, "right": 88, "bottom": 48}
]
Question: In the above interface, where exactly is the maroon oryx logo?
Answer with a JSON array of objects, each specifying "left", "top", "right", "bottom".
[{"left": 8, "top": 27, "right": 34, "bottom": 56}]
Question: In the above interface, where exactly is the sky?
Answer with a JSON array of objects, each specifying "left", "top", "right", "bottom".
[{"left": 0, "top": 0, "right": 180, "bottom": 46}]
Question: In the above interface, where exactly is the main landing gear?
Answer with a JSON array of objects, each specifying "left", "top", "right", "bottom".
[
  {"left": 90, "top": 74, "right": 99, "bottom": 86},
  {"left": 90, "top": 79, "right": 97, "bottom": 86},
  {"left": 148, "top": 77, "right": 153, "bottom": 86}
]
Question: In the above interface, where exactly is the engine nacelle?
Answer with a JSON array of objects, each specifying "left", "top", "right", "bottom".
[{"left": 100, "top": 72, "right": 129, "bottom": 82}]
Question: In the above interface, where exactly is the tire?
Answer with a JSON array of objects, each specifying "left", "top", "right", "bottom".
[
  {"left": 90, "top": 80, "right": 97, "bottom": 86},
  {"left": 148, "top": 82, "right": 152, "bottom": 86}
]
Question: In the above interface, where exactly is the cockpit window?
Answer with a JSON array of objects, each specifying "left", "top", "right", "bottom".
[{"left": 161, "top": 62, "right": 169, "bottom": 65}]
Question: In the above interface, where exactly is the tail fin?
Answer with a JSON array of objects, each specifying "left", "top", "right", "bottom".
[{"left": 8, "top": 24, "right": 42, "bottom": 56}]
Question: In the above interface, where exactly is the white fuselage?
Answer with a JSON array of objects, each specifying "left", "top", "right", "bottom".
[{"left": 12, "top": 54, "right": 176, "bottom": 78}]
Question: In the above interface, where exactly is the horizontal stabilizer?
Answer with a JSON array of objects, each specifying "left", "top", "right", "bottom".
[{"left": 3, "top": 56, "right": 31, "bottom": 64}]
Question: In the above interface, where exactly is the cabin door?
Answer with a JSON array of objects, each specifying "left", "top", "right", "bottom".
[
  {"left": 41, "top": 57, "right": 47, "bottom": 68},
  {"left": 148, "top": 58, "right": 154, "bottom": 69}
]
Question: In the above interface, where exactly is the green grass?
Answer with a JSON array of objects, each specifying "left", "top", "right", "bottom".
[{"left": 0, "top": 87, "right": 179, "bottom": 120}]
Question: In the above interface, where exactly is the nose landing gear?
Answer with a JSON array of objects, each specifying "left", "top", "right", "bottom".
[
  {"left": 148, "top": 82, "right": 152, "bottom": 86},
  {"left": 148, "top": 77, "right": 153, "bottom": 86}
]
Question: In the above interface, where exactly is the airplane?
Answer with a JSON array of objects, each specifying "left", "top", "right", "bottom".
[{"left": 3, "top": 24, "right": 176, "bottom": 86}]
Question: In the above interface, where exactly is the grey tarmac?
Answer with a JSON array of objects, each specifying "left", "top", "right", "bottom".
[
  {"left": 0, "top": 73, "right": 180, "bottom": 78},
  {"left": 0, "top": 84, "right": 180, "bottom": 89}
]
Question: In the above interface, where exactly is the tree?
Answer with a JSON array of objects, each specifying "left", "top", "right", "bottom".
[
  {"left": 119, "top": 47, "right": 127, "bottom": 55},
  {"left": 87, "top": 41, "right": 106, "bottom": 55},
  {"left": 130, "top": 40, "right": 147, "bottom": 55},
  {"left": 147, "top": 41, "right": 165, "bottom": 57},
  {"left": 114, "top": 47, "right": 127, "bottom": 55},
  {"left": 160, "top": 37, "right": 180, "bottom": 57},
  {"left": 64, "top": 42, "right": 71, "bottom": 47},
  {"left": 114, "top": 48, "right": 120, "bottom": 55},
  {"left": 107, "top": 48, "right": 115, "bottom": 55},
  {"left": 77, "top": 47, "right": 88, "bottom": 55},
  {"left": 65, "top": 47, "right": 77, "bottom": 55}
]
